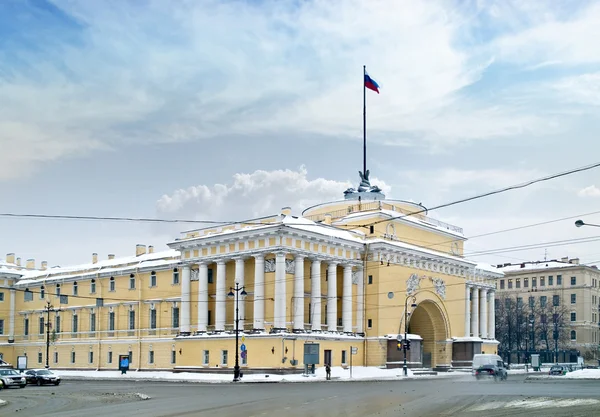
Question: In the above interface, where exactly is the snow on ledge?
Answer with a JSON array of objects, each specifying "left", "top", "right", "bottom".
[{"left": 383, "top": 334, "right": 423, "bottom": 341}]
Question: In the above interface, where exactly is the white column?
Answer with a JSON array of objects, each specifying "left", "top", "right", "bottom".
[
  {"left": 293, "top": 255, "right": 305, "bottom": 331},
  {"left": 480, "top": 288, "right": 488, "bottom": 339},
  {"left": 327, "top": 262, "right": 338, "bottom": 331},
  {"left": 465, "top": 285, "right": 471, "bottom": 337},
  {"left": 9, "top": 289, "right": 15, "bottom": 342},
  {"left": 253, "top": 254, "right": 265, "bottom": 331},
  {"left": 274, "top": 252, "right": 287, "bottom": 329},
  {"left": 235, "top": 258, "right": 246, "bottom": 330},
  {"left": 471, "top": 287, "right": 479, "bottom": 338},
  {"left": 356, "top": 266, "right": 364, "bottom": 334},
  {"left": 488, "top": 290, "right": 495, "bottom": 339},
  {"left": 342, "top": 265, "right": 353, "bottom": 333},
  {"left": 180, "top": 265, "right": 191, "bottom": 334},
  {"left": 311, "top": 259, "right": 322, "bottom": 331},
  {"left": 215, "top": 260, "right": 227, "bottom": 331},
  {"left": 197, "top": 263, "right": 208, "bottom": 332}
]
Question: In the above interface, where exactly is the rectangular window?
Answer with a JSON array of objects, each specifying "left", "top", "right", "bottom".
[
  {"left": 517, "top": 297, "right": 523, "bottom": 308},
  {"left": 40, "top": 288, "right": 45, "bottom": 299},
  {"left": 72, "top": 315, "right": 78, "bottom": 333},
  {"left": 540, "top": 277, "right": 545, "bottom": 286},
  {"left": 171, "top": 350, "right": 176, "bottom": 364},
  {"left": 89, "top": 351, "right": 94, "bottom": 364},
  {"left": 149, "top": 350, "right": 154, "bottom": 364},
  {"left": 129, "top": 276, "right": 136, "bottom": 290},
  {"left": 55, "top": 315, "right": 61, "bottom": 333},
  {"left": 39, "top": 317, "right": 45, "bottom": 334},
  {"left": 571, "top": 312, "right": 577, "bottom": 322},
  {"left": 341, "top": 350, "right": 347, "bottom": 365},
  {"left": 540, "top": 296, "right": 547, "bottom": 308},
  {"left": 557, "top": 275, "right": 562, "bottom": 285},
  {"left": 500, "top": 279, "right": 505, "bottom": 289},
  {"left": 532, "top": 278, "right": 537, "bottom": 287},
  {"left": 541, "top": 314, "right": 547, "bottom": 324},
  {"left": 548, "top": 276, "right": 553, "bottom": 286},
  {"left": 38, "top": 352, "right": 43, "bottom": 363},
  {"left": 150, "top": 273, "right": 157, "bottom": 287},
  {"left": 571, "top": 276, "right": 577, "bottom": 285},
  {"left": 308, "top": 303, "right": 311, "bottom": 324},
  {"left": 0, "top": 319, "right": 3, "bottom": 335},
  {"left": 172, "top": 307, "right": 180, "bottom": 328},
  {"left": 54, "top": 352, "right": 58, "bottom": 364},
  {"left": 508, "top": 279, "right": 513, "bottom": 289},
  {"left": 71, "top": 351, "right": 76, "bottom": 363},
  {"left": 208, "top": 269, "right": 214, "bottom": 284},
  {"left": 367, "top": 319, "right": 373, "bottom": 328},
  {"left": 516, "top": 278, "right": 521, "bottom": 289},
  {"left": 56, "top": 286, "right": 61, "bottom": 296},
  {"left": 129, "top": 310, "right": 135, "bottom": 330},
  {"left": 24, "top": 290, "right": 33, "bottom": 302},
  {"left": 0, "top": 292, "right": 4, "bottom": 301},
  {"left": 108, "top": 351, "right": 113, "bottom": 364},
  {"left": 368, "top": 275, "right": 373, "bottom": 285},
  {"left": 571, "top": 294, "right": 577, "bottom": 304},
  {"left": 173, "top": 270, "right": 180, "bottom": 285},
  {"left": 73, "top": 282, "right": 78, "bottom": 296},
  {"left": 529, "top": 296, "right": 535, "bottom": 308},
  {"left": 524, "top": 278, "right": 529, "bottom": 288},
  {"left": 150, "top": 309, "right": 157, "bottom": 329},
  {"left": 128, "top": 350, "right": 133, "bottom": 364},
  {"left": 221, "top": 350, "right": 228, "bottom": 366},
  {"left": 90, "top": 281, "right": 96, "bottom": 294},
  {"left": 90, "top": 312, "right": 96, "bottom": 332},
  {"left": 109, "top": 279, "right": 115, "bottom": 292},
  {"left": 208, "top": 310, "right": 212, "bottom": 325},
  {"left": 553, "top": 295, "right": 560, "bottom": 306},
  {"left": 108, "top": 312, "right": 115, "bottom": 332},
  {"left": 24, "top": 318, "right": 29, "bottom": 336},
  {"left": 203, "top": 350, "right": 209, "bottom": 365}
]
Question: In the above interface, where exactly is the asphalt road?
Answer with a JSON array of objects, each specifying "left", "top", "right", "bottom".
[{"left": 1, "top": 374, "right": 599, "bottom": 417}]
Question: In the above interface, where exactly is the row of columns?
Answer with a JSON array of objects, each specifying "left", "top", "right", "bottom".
[
  {"left": 464, "top": 285, "right": 495, "bottom": 339},
  {"left": 179, "top": 254, "right": 363, "bottom": 334}
]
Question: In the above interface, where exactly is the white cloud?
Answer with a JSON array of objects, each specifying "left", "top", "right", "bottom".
[
  {"left": 156, "top": 166, "right": 391, "bottom": 222},
  {"left": 578, "top": 185, "right": 600, "bottom": 198},
  {"left": 552, "top": 73, "right": 600, "bottom": 106}
]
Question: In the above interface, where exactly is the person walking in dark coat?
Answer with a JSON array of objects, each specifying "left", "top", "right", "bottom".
[{"left": 325, "top": 364, "right": 331, "bottom": 380}]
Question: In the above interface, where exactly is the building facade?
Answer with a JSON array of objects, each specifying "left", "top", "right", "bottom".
[
  {"left": 496, "top": 258, "right": 600, "bottom": 360},
  {"left": 0, "top": 174, "right": 502, "bottom": 372}
]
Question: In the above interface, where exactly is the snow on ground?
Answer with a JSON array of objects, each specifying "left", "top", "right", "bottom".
[
  {"left": 558, "top": 369, "right": 600, "bottom": 379},
  {"left": 52, "top": 367, "right": 454, "bottom": 383},
  {"left": 470, "top": 398, "right": 600, "bottom": 411}
]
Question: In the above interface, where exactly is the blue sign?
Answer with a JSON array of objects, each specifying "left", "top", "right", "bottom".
[{"left": 240, "top": 344, "right": 246, "bottom": 352}]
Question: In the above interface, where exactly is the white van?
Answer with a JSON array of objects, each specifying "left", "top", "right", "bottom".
[{"left": 472, "top": 354, "right": 504, "bottom": 373}]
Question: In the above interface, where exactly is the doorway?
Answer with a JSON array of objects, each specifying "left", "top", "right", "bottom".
[{"left": 324, "top": 349, "right": 332, "bottom": 366}]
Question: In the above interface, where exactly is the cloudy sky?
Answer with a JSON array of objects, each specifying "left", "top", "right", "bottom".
[{"left": 2, "top": 0, "right": 600, "bottom": 269}]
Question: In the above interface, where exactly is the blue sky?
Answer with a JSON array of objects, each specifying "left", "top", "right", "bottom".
[{"left": 2, "top": 0, "right": 600, "bottom": 267}]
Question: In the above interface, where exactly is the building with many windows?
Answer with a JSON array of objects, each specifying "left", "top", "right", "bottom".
[
  {"left": 0, "top": 174, "right": 502, "bottom": 372},
  {"left": 496, "top": 257, "right": 600, "bottom": 360}
]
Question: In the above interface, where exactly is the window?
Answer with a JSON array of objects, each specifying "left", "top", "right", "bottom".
[
  {"left": 108, "top": 351, "right": 113, "bottom": 364},
  {"left": 173, "top": 268, "right": 180, "bottom": 285},
  {"left": 540, "top": 277, "right": 545, "bottom": 287},
  {"left": 0, "top": 319, "right": 4, "bottom": 335},
  {"left": 109, "top": 277, "right": 115, "bottom": 292},
  {"left": 90, "top": 311, "right": 96, "bottom": 332},
  {"left": 128, "top": 350, "right": 133, "bottom": 364},
  {"left": 208, "top": 310, "right": 212, "bottom": 325},
  {"left": 129, "top": 275, "right": 136, "bottom": 290},
  {"left": 548, "top": 276, "right": 553, "bottom": 286},
  {"left": 90, "top": 280, "right": 96, "bottom": 294},
  {"left": 207, "top": 269, "right": 214, "bottom": 284},
  {"left": 524, "top": 278, "right": 529, "bottom": 288},
  {"left": 221, "top": 350, "right": 228, "bottom": 366},
  {"left": 129, "top": 310, "right": 135, "bottom": 330},
  {"left": 73, "top": 282, "right": 78, "bottom": 296},
  {"left": 529, "top": 296, "right": 535, "bottom": 308},
  {"left": 532, "top": 278, "right": 537, "bottom": 287},
  {"left": 516, "top": 278, "right": 521, "bottom": 289},
  {"left": 56, "top": 285, "right": 61, "bottom": 296},
  {"left": 571, "top": 330, "right": 577, "bottom": 341},
  {"left": 508, "top": 279, "right": 513, "bottom": 289},
  {"left": 39, "top": 317, "right": 45, "bottom": 334},
  {"left": 341, "top": 350, "right": 347, "bottom": 365},
  {"left": 203, "top": 350, "right": 209, "bottom": 365},
  {"left": 40, "top": 287, "right": 45, "bottom": 299},
  {"left": 54, "top": 352, "right": 58, "bottom": 364},
  {"left": 24, "top": 318, "right": 29, "bottom": 336},
  {"left": 24, "top": 289, "right": 33, "bottom": 302},
  {"left": 72, "top": 315, "right": 78, "bottom": 333},
  {"left": 541, "top": 314, "right": 547, "bottom": 324},
  {"left": 108, "top": 312, "right": 115, "bottom": 331},
  {"left": 553, "top": 295, "right": 560, "bottom": 306},
  {"left": 500, "top": 280, "right": 505, "bottom": 289},
  {"left": 172, "top": 307, "right": 180, "bottom": 328},
  {"left": 150, "top": 272, "right": 157, "bottom": 287},
  {"left": 517, "top": 297, "right": 523, "bottom": 308},
  {"left": 71, "top": 351, "right": 76, "bottom": 363},
  {"left": 89, "top": 351, "right": 94, "bottom": 364},
  {"left": 171, "top": 350, "right": 176, "bottom": 364},
  {"left": 368, "top": 275, "right": 373, "bottom": 285},
  {"left": 367, "top": 319, "right": 373, "bottom": 328},
  {"left": 571, "top": 276, "right": 577, "bottom": 285},
  {"left": 557, "top": 275, "right": 562, "bottom": 285},
  {"left": 150, "top": 309, "right": 157, "bottom": 329},
  {"left": 308, "top": 303, "right": 311, "bottom": 324},
  {"left": 0, "top": 292, "right": 4, "bottom": 301},
  {"left": 55, "top": 315, "right": 61, "bottom": 333},
  {"left": 149, "top": 350, "right": 154, "bottom": 364},
  {"left": 571, "top": 294, "right": 576, "bottom": 304},
  {"left": 540, "top": 296, "right": 547, "bottom": 308},
  {"left": 38, "top": 352, "right": 43, "bottom": 363},
  {"left": 571, "top": 312, "right": 577, "bottom": 322}
]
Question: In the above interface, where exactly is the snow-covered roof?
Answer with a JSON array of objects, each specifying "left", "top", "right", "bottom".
[
  {"left": 498, "top": 260, "right": 587, "bottom": 274},
  {"left": 281, "top": 215, "right": 365, "bottom": 242},
  {"left": 0, "top": 260, "right": 24, "bottom": 277}
]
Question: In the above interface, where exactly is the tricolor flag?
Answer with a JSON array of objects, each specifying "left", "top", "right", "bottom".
[{"left": 364, "top": 73, "right": 380, "bottom": 94}]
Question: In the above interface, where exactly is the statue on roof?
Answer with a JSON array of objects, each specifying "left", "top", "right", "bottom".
[
  {"left": 343, "top": 170, "right": 385, "bottom": 199},
  {"left": 358, "top": 170, "right": 370, "bottom": 192}
]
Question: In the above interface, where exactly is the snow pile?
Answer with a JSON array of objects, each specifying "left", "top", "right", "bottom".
[
  {"left": 562, "top": 369, "right": 600, "bottom": 379},
  {"left": 471, "top": 397, "right": 600, "bottom": 411}
]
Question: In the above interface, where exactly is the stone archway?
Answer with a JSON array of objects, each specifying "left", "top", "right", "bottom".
[{"left": 408, "top": 300, "right": 448, "bottom": 369}]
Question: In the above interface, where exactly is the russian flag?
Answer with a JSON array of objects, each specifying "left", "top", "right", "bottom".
[{"left": 364, "top": 73, "right": 380, "bottom": 94}]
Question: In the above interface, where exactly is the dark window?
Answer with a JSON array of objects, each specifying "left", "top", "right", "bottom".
[
  {"left": 208, "top": 269, "right": 214, "bottom": 284},
  {"left": 553, "top": 295, "right": 560, "bottom": 306},
  {"left": 524, "top": 278, "right": 529, "bottom": 288},
  {"left": 540, "top": 296, "right": 547, "bottom": 308},
  {"left": 39, "top": 317, "right": 45, "bottom": 334},
  {"left": 173, "top": 269, "right": 180, "bottom": 285},
  {"left": 571, "top": 276, "right": 577, "bottom": 285},
  {"left": 368, "top": 275, "right": 373, "bottom": 285},
  {"left": 108, "top": 351, "right": 113, "bottom": 364},
  {"left": 109, "top": 277, "right": 115, "bottom": 292},
  {"left": 367, "top": 319, "right": 373, "bottom": 328},
  {"left": 548, "top": 276, "right": 553, "bottom": 286},
  {"left": 571, "top": 294, "right": 576, "bottom": 304},
  {"left": 150, "top": 309, "right": 157, "bottom": 329},
  {"left": 529, "top": 296, "right": 535, "bottom": 308},
  {"left": 500, "top": 280, "right": 505, "bottom": 289},
  {"left": 571, "top": 330, "right": 576, "bottom": 340},
  {"left": 571, "top": 312, "right": 576, "bottom": 322},
  {"left": 150, "top": 272, "right": 157, "bottom": 287},
  {"left": 24, "top": 290, "right": 33, "bottom": 302},
  {"left": 557, "top": 275, "right": 562, "bottom": 285},
  {"left": 72, "top": 315, "right": 78, "bottom": 333},
  {"left": 532, "top": 278, "right": 537, "bottom": 287},
  {"left": 73, "top": 282, "right": 78, "bottom": 296},
  {"left": 171, "top": 350, "right": 176, "bottom": 364},
  {"left": 172, "top": 307, "right": 180, "bottom": 328},
  {"left": 129, "top": 310, "right": 135, "bottom": 330},
  {"left": 38, "top": 352, "right": 42, "bottom": 363},
  {"left": 24, "top": 318, "right": 29, "bottom": 336}
]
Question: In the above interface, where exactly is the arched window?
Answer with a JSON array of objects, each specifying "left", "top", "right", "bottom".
[
  {"left": 109, "top": 277, "right": 115, "bottom": 292},
  {"left": 571, "top": 330, "right": 577, "bottom": 341}
]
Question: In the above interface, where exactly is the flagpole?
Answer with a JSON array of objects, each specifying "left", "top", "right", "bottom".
[{"left": 363, "top": 65, "right": 367, "bottom": 176}]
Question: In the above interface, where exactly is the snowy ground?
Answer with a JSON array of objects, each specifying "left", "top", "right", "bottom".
[
  {"left": 527, "top": 368, "right": 600, "bottom": 380},
  {"left": 51, "top": 366, "right": 456, "bottom": 383}
]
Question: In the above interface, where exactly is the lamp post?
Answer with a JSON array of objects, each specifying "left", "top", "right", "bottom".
[
  {"left": 228, "top": 282, "right": 247, "bottom": 382},
  {"left": 575, "top": 220, "right": 600, "bottom": 228},
  {"left": 403, "top": 294, "right": 418, "bottom": 376},
  {"left": 44, "top": 301, "right": 60, "bottom": 369}
]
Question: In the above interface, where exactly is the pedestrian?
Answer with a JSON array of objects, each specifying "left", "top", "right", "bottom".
[{"left": 325, "top": 364, "right": 331, "bottom": 380}]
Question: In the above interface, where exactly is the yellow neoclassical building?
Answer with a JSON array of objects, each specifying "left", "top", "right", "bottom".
[{"left": 0, "top": 174, "right": 502, "bottom": 373}]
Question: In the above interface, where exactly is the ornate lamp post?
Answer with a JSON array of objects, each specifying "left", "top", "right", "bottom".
[
  {"left": 44, "top": 301, "right": 60, "bottom": 369},
  {"left": 403, "top": 294, "right": 418, "bottom": 376},
  {"left": 228, "top": 283, "right": 247, "bottom": 382}
]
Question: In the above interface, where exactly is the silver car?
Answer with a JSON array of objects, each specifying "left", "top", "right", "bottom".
[{"left": 0, "top": 369, "right": 27, "bottom": 388}]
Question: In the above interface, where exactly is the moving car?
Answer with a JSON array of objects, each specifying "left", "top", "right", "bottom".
[
  {"left": 475, "top": 363, "right": 508, "bottom": 381},
  {"left": 549, "top": 365, "right": 572, "bottom": 376},
  {"left": 0, "top": 369, "right": 26, "bottom": 388},
  {"left": 25, "top": 369, "right": 61, "bottom": 386}
]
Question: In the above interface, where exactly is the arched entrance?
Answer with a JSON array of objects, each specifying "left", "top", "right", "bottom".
[{"left": 408, "top": 300, "right": 448, "bottom": 368}]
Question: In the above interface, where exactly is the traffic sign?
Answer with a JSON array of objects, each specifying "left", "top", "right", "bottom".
[
  {"left": 240, "top": 343, "right": 247, "bottom": 352},
  {"left": 241, "top": 336, "right": 246, "bottom": 342},
  {"left": 240, "top": 351, "right": 247, "bottom": 359}
]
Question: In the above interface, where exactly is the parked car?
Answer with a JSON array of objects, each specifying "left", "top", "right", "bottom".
[
  {"left": 549, "top": 365, "right": 572, "bottom": 376},
  {"left": 24, "top": 369, "right": 61, "bottom": 386},
  {"left": 475, "top": 363, "right": 508, "bottom": 381},
  {"left": 0, "top": 369, "right": 26, "bottom": 388},
  {"left": 0, "top": 359, "right": 12, "bottom": 369}
]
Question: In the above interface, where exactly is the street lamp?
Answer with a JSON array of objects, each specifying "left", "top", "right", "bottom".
[
  {"left": 403, "top": 295, "right": 418, "bottom": 377},
  {"left": 575, "top": 220, "right": 600, "bottom": 228},
  {"left": 227, "top": 283, "right": 247, "bottom": 382},
  {"left": 44, "top": 301, "right": 60, "bottom": 369}
]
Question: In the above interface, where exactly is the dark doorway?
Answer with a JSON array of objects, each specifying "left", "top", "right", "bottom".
[{"left": 324, "top": 349, "right": 332, "bottom": 366}]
